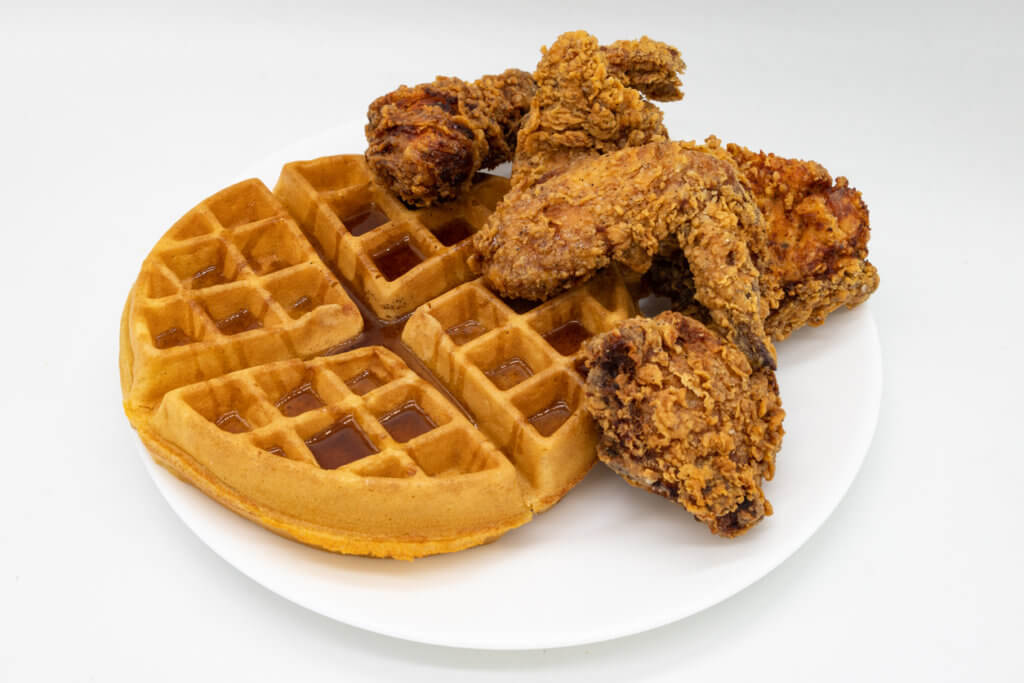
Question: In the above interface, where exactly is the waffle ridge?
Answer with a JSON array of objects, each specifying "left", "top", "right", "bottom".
[{"left": 274, "top": 155, "right": 509, "bottom": 321}]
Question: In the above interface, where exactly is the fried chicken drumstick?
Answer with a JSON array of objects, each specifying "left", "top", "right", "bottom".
[
  {"left": 365, "top": 69, "right": 536, "bottom": 207},
  {"left": 365, "top": 31, "right": 686, "bottom": 206},
  {"left": 582, "top": 311, "right": 785, "bottom": 537},
  {"left": 472, "top": 140, "right": 778, "bottom": 370}
]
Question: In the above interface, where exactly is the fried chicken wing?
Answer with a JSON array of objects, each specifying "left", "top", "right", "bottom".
[
  {"left": 601, "top": 36, "right": 686, "bottom": 101},
  {"left": 365, "top": 69, "right": 536, "bottom": 207},
  {"left": 511, "top": 30, "right": 681, "bottom": 188},
  {"left": 721, "top": 140, "right": 879, "bottom": 339},
  {"left": 582, "top": 312, "right": 785, "bottom": 537},
  {"left": 472, "top": 140, "right": 777, "bottom": 369},
  {"left": 646, "top": 138, "right": 879, "bottom": 339}
]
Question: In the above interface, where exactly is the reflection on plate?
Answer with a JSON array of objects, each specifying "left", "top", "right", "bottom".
[{"left": 137, "top": 124, "right": 882, "bottom": 650}]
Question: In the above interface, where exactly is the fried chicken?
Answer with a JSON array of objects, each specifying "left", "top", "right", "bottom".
[
  {"left": 511, "top": 30, "right": 683, "bottom": 188},
  {"left": 646, "top": 137, "right": 879, "bottom": 339},
  {"left": 582, "top": 311, "right": 785, "bottom": 537},
  {"left": 365, "top": 69, "right": 536, "bottom": 207},
  {"left": 472, "top": 140, "right": 778, "bottom": 369},
  {"left": 721, "top": 140, "right": 880, "bottom": 339},
  {"left": 601, "top": 37, "right": 686, "bottom": 102}
]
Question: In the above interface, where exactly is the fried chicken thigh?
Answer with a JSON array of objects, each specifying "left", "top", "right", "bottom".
[
  {"left": 511, "top": 30, "right": 683, "bottom": 188},
  {"left": 472, "top": 140, "right": 778, "bottom": 369},
  {"left": 365, "top": 69, "right": 536, "bottom": 207},
  {"left": 582, "top": 312, "right": 785, "bottom": 537}
]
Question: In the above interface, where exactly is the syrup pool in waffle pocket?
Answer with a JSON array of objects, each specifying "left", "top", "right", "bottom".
[{"left": 121, "top": 155, "right": 635, "bottom": 559}]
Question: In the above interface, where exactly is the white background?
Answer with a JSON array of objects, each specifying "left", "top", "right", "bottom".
[{"left": 2, "top": 1, "right": 1022, "bottom": 680}]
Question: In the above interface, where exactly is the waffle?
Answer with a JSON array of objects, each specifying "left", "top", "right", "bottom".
[
  {"left": 139, "top": 348, "right": 530, "bottom": 558},
  {"left": 120, "top": 178, "right": 364, "bottom": 419},
  {"left": 402, "top": 272, "right": 635, "bottom": 510},
  {"left": 121, "top": 155, "right": 634, "bottom": 559},
  {"left": 275, "top": 155, "right": 509, "bottom": 320}
]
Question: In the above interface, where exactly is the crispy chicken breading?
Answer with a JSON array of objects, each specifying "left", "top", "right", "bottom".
[
  {"left": 472, "top": 140, "right": 778, "bottom": 369},
  {"left": 601, "top": 36, "right": 686, "bottom": 102},
  {"left": 582, "top": 311, "right": 785, "bottom": 537},
  {"left": 646, "top": 137, "right": 879, "bottom": 339},
  {"left": 721, "top": 140, "right": 879, "bottom": 339},
  {"left": 364, "top": 69, "right": 536, "bottom": 207},
  {"left": 510, "top": 30, "right": 683, "bottom": 188}
]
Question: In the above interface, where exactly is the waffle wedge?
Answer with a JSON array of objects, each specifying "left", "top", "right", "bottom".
[{"left": 121, "top": 155, "right": 634, "bottom": 559}]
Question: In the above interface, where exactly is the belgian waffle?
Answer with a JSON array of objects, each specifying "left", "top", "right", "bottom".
[{"left": 121, "top": 155, "right": 634, "bottom": 559}]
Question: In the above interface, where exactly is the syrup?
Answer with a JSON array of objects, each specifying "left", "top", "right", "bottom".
[
  {"left": 485, "top": 357, "right": 533, "bottom": 390},
  {"left": 372, "top": 236, "right": 424, "bottom": 281},
  {"left": 153, "top": 326, "right": 194, "bottom": 349},
  {"left": 275, "top": 381, "right": 324, "bottom": 417},
  {"left": 312, "top": 240, "right": 476, "bottom": 424},
  {"left": 527, "top": 399, "right": 572, "bottom": 437},
  {"left": 191, "top": 264, "right": 227, "bottom": 289},
  {"left": 289, "top": 295, "right": 316, "bottom": 317},
  {"left": 379, "top": 400, "right": 436, "bottom": 442},
  {"left": 264, "top": 445, "right": 286, "bottom": 458},
  {"left": 543, "top": 320, "right": 591, "bottom": 356},
  {"left": 305, "top": 417, "right": 379, "bottom": 469},
  {"left": 445, "top": 319, "right": 487, "bottom": 346},
  {"left": 341, "top": 203, "right": 389, "bottom": 236},
  {"left": 345, "top": 370, "right": 384, "bottom": 396},
  {"left": 215, "top": 410, "right": 251, "bottom": 434},
  {"left": 505, "top": 298, "right": 539, "bottom": 314},
  {"left": 431, "top": 217, "right": 473, "bottom": 246},
  {"left": 215, "top": 308, "right": 262, "bottom": 335}
]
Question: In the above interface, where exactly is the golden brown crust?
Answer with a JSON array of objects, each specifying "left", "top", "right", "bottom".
[
  {"left": 510, "top": 30, "right": 674, "bottom": 189},
  {"left": 473, "top": 140, "right": 777, "bottom": 370},
  {"left": 364, "top": 70, "right": 536, "bottom": 207},
  {"left": 644, "top": 137, "right": 879, "bottom": 339},
  {"left": 601, "top": 36, "right": 686, "bottom": 102},
  {"left": 582, "top": 312, "right": 784, "bottom": 537},
  {"left": 721, "top": 142, "right": 879, "bottom": 339}
]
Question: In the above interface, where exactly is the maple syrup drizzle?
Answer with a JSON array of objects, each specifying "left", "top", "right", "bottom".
[
  {"left": 527, "top": 400, "right": 572, "bottom": 437},
  {"left": 264, "top": 445, "right": 287, "bottom": 458},
  {"left": 345, "top": 370, "right": 384, "bottom": 396},
  {"left": 445, "top": 319, "right": 487, "bottom": 346},
  {"left": 289, "top": 295, "right": 315, "bottom": 317},
  {"left": 431, "top": 217, "right": 474, "bottom": 246},
  {"left": 485, "top": 357, "right": 533, "bottom": 390},
  {"left": 378, "top": 400, "right": 436, "bottom": 442},
  {"left": 543, "top": 320, "right": 591, "bottom": 356},
  {"left": 215, "top": 410, "right": 251, "bottom": 434},
  {"left": 305, "top": 416, "right": 378, "bottom": 469},
  {"left": 275, "top": 381, "right": 324, "bottom": 417},
  {"left": 215, "top": 308, "right": 262, "bottom": 335},
  {"left": 311, "top": 237, "right": 476, "bottom": 424},
  {"left": 505, "top": 298, "right": 539, "bottom": 314},
  {"left": 191, "top": 264, "right": 227, "bottom": 289},
  {"left": 341, "top": 203, "right": 389, "bottom": 236},
  {"left": 153, "top": 326, "right": 194, "bottom": 349},
  {"left": 372, "top": 236, "right": 424, "bottom": 281}
]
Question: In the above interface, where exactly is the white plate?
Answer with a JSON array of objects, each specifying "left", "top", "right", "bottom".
[{"left": 138, "top": 124, "right": 883, "bottom": 650}]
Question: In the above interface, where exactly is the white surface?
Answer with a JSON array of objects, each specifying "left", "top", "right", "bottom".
[
  {"left": 140, "top": 302, "right": 880, "bottom": 649},
  {"left": 2, "top": 1, "right": 1022, "bottom": 681}
]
